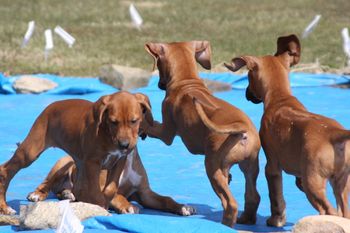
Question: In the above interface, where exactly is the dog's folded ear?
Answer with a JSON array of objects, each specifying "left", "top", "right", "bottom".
[
  {"left": 134, "top": 93, "right": 154, "bottom": 126},
  {"left": 93, "top": 95, "right": 111, "bottom": 136},
  {"left": 145, "top": 43, "right": 165, "bottom": 71},
  {"left": 192, "top": 41, "right": 211, "bottom": 70},
  {"left": 224, "top": 56, "right": 258, "bottom": 72},
  {"left": 274, "top": 34, "right": 301, "bottom": 67}
]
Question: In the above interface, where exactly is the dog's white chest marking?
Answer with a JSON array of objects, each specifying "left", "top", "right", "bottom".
[
  {"left": 102, "top": 149, "right": 124, "bottom": 168},
  {"left": 118, "top": 150, "right": 142, "bottom": 188}
]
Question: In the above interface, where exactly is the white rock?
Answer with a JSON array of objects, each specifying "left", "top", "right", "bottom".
[
  {"left": 99, "top": 64, "right": 151, "bottom": 90},
  {"left": 13, "top": 76, "right": 58, "bottom": 94},
  {"left": 293, "top": 215, "right": 350, "bottom": 233}
]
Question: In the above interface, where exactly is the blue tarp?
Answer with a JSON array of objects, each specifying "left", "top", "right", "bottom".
[{"left": 0, "top": 72, "right": 349, "bottom": 233}]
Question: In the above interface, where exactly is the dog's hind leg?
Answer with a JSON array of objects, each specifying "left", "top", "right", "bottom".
[
  {"left": 0, "top": 115, "right": 51, "bottom": 214},
  {"left": 27, "top": 156, "right": 75, "bottom": 202},
  {"left": 237, "top": 155, "right": 260, "bottom": 225},
  {"left": 131, "top": 188, "right": 195, "bottom": 216},
  {"left": 330, "top": 173, "right": 350, "bottom": 218},
  {"left": 205, "top": 156, "right": 237, "bottom": 227},
  {"left": 302, "top": 172, "right": 337, "bottom": 216}
]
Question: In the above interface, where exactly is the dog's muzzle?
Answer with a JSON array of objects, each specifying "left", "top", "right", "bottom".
[{"left": 246, "top": 88, "right": 262, "bottom": 104}]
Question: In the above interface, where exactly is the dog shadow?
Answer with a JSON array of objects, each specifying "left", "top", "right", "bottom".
[{"left": 140, "top": 202, "right": 293, "bottom": 232}]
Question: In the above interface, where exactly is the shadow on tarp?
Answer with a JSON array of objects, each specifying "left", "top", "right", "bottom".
[{"left": 0, "top": 72, "right": 349, "bottom": 233}]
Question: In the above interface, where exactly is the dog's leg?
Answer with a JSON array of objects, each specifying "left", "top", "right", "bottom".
[
  {"left": 27, "top": 156, "right": 74, "bottom": 202},
  {"left": 73, "top": 159, "right": 106, "bottom": 208},
  {"left": 0, "top": 121, "right": 50, "bottom": 214},
  {"left": 132, "top": 188, "right": 195, "bottom": 216},
  {"left": 205, "top": 156, "right": 237, "bottom": 227},
  {"left": 237, "top": 156, "right": 260, "bottom": 225},
  {"left": 330, "top": 173, "right": 349, "bottom": 218},
  {"left": 302, "top": 173, "right": 337, "bottom": 216},
  {"left": 265, "top": 159, "right": 286, "bottom": 227},
  {"left": 109, "top": 193, "right": 139, "bottom": 214},
  {"left": 146, "top": 121, "right": 176, "bottom": 145},
  {"left": 144, "top": 104, "right": 177, "bottom": 145}
]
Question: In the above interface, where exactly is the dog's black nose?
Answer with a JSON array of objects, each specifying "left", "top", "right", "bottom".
[{"left": 118, "top": 140, "right": 130, "bottom": 149}]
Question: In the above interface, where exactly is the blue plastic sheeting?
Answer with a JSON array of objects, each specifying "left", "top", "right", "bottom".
[
  {"left": 1, "top": 72, "right": 349, "bottom": 95},
  {"left": 0, "top": 72, "right": 349, "bottom": 233},
  {"left": 0, "top": 73, "right": 116, "bottom": 94},
  {"left": 83, "top": 215, "right": 235, "bottom": 233},
  {"left": 199, "top": 72, "right": 350, "bottom": 89}
]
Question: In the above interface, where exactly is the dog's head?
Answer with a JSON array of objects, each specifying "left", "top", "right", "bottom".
[
  {"left": 225, "top": 34, "right": 301, "bottom": 104},
  {"left": 145, "top": 41, "right": 211, "bottom": 90},
  {"left": 93, "top": 91, "right": 153, "bottom": 154}
]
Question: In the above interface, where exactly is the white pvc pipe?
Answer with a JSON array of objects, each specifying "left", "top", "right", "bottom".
[
  {"left": 22, "top": 21, "right": 35, "bottom": 47},
  {"left": 54, "top": 25, "right": 75, "bottom": 47},
  {"left": 302, "top": 15, "right": 321, "bottom": 39},
  {"left": 129, "top": 4, "right": 143, "bottom": 29}
]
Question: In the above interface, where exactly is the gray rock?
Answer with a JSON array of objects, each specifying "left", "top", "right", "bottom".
[
  {"left": 19, "top": 201, "right": 110, "bottom": 230},
  {"left": 203, "top": 78, "right": 232, "bottom": 92},
  {"left": 99, "top": 64, "right": 152, "bottom": 90},
  {"left": 13, "top": 75, "right": 58, "bottom": 94},
  {"left": 293, "top": 215, "right": 350, "bottom": 233}
]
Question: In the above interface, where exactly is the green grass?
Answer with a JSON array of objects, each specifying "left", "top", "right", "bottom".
[{"left": 0, "top": 0, "right": 349, "bottom": 76}]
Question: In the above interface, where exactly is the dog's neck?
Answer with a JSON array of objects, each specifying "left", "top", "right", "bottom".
[
  {"left": 262, "top": 73, "right": 304, "bottom": 111},
  {"left": 166, "top": 58, "right": 206, "bottom": 93}
]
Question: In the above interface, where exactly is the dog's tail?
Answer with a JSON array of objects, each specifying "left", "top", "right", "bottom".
[
  {"left": 193, "top": 97, "right": 246, "bottom": 135},
  {"left": 330, "top": 129, "right": 350, "bottom": 144}
]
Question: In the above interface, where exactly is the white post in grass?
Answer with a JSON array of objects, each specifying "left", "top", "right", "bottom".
[
  {"left": 302, "top": 14, "right": 321, "bottom": 39},
  {"left": 341, "top": 28, "right": 350, "bottom": 67},
  {"left": 54, "top": 26, "right": 76, "bottom": 47},
  {"left": 129, "top": 4, "right": 143, "bottom": 30},
  {"left": 21, "top": 21, "right": 35, "bottom": 48},
  {"left": 44, "top": 29, "right": 54, "bottom": 61}
]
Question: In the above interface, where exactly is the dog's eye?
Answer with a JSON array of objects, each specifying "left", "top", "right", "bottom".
[
  {"left": 111, "top": 120, "right": 118, "bottom": 125},
  {"left": 130, "top": 119, "right": 138, "bottom": 124}
]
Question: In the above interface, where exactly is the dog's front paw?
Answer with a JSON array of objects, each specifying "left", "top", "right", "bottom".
[
  {"left": 0, "top": 205, "right": 16, "bottom": 215},
  {"left": 119, "top": 204, "right": 140, "bottom": 214},
  {"left": 27, "top": 191, "right": 47, "bottom": 202},
  {"left": 60, "top": 190, "right": 76, "bottom": 202},
  {"left": 237, "top": 212, "right": 256, "bottom": 225},
  {"left": 266, "top": 214, "right": 286, "bottom": 227},
  {"left": 179, "top": 205, "right": 196, "bottom": 216}
]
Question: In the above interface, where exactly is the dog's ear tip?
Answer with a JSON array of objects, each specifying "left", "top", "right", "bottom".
[{"left": 223, "top": 62, "right": 231, "bottom": 68}]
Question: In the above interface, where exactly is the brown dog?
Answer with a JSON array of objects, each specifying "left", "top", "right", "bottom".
[
  {"left": 0, "top": 91, "right": 157, "bottom": 214},
  {"left": 142, "top": 41, "right": 261, "bottom": 227},
  {"left": 27, "top": 150, "right": 195, "bottom": 215},
  {"left": 225, "top": 34, "right": 350, "bottom": 227}
]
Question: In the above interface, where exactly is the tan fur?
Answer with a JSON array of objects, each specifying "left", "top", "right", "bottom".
[
  {"left": 225, "top": 34, "right": 350, "bottom": 227},
  {"left": 143, "top": 41, "right": 261, "bottom": 227},
  {"left": 0, "top": 91, "right": 157, "bottom": 214},
  {"left": 27, "top": 150, "right": 195, "bottom": 216}
]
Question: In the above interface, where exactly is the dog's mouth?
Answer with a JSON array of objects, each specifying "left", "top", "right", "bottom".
[{"left": 246, "top": 88, "right": 262, "bottom": 104}]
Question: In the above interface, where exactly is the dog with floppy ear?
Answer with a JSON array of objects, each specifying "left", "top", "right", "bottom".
[
  {"left": 27, "top": 150, "right": 195, "bottom": 216},
  {"left": 0, "top": 91, "right": 157, "bottom": 215},
  {"left": 143, "top": 41, "right": 261, "bottom": 227},
  {"left": 225, "top": 34, "right": 350, "bottom": 227}
]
